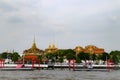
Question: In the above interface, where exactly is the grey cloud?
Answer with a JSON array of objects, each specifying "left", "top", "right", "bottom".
[
  {"left": 0, "top": 0, "right": 120, "bottom": 53},
  {"left": 0, "top": 1, "right": 16, "bottom": 12},
  {"left": 6, "top": 16, "right": 24, "bottom": 24}
]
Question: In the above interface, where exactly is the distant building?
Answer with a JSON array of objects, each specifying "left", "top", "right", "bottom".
[
  {"left": 23, "top": 39, "right": 44, "bottom": 60},
  {"left": 84, "top": 45, "right": 104, "bottom": 54},
  {"left": 74, "top": 46, "right": 84, "bottom": 55},
  {"left": 74, "top": 45, "right": 104, "bottom": 55},
  {"left": 45, "top": 42, "right": 58, "bottom": 53}
]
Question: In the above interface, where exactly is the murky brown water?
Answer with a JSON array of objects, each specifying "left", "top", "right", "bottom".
[{"left": 0, "top": 69, "right": 120, "bottom": 80}]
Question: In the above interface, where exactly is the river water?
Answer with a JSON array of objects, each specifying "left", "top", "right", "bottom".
[{"left": 0, "top": 69, "right": 120, "bottom": 80}]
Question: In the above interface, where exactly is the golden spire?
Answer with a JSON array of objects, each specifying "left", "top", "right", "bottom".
[
  {"left": 51, "top": 41, "right": 55, "bottom": 48},
  {"left": 48, "top": 42, "right": 51, "bottom": 49},
  {"left": 31, "top": 36, "right": 37, "bottom": 50}
]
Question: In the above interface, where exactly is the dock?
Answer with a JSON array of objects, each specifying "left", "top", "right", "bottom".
[{"left": 0, "top": 64, "right": 119, "bottom": 71}]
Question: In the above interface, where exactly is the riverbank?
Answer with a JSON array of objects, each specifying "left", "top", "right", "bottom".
[{"left": 3, "top": 64, "right": 120, "bottom": 70}]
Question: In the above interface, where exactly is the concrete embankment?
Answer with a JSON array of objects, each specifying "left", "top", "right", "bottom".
[{"left": 3, "top": 64, "right": 120, "bottom": 70}]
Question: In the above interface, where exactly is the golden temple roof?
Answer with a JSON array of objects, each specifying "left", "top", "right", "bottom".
[
  {"left": 23, "top": 38, "right": 44, "bottom": 55},
  {"left": 31, "top": 39, "right": 37, "bottom": 50},
  {"left": 45, "top": 42, "right": 58, "bottom": 53}
]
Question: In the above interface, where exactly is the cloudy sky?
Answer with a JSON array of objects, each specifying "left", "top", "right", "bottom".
[{"left": 0, "top": 0, "right": 120, "bottom": 54}]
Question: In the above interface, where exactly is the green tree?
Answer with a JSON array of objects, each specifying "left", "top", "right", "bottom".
[
  {"left": 66, "top": 53, "right": 75, "bottom": 60},
  {"left": 65, "top": 49, "right": 76, "bottom": 55},
  {"left": 77, "top": 52, "right": 85, "bottom": 60},
  {"left": 38, "top": 55, "right": 43, "bottom": 63},
  {"left": 97, "top": 54, "right": 102, "bottom": 60},
  {"left": 111, "top": 55, "right": 119, "bottom": 64},
  {"left": 91, "top": 54, "right": 97, "bottom": 61},
  {"left": 7, "top": 53, "right": 12, "bottom": 59},
  {"left": 11, "top": 52, "right": 20, "bottom": 63},
  {"left": 101, "top": 52, "right": 110, "bottom": 61},
  {"left": 76, "top": 56, "right": 81, "bottom": 63},
  {"left": 45, "top": 53, "right": 54, "bottom": 59},
  {"left": 110, "top": 50, "right": 120, "bottom": 56},
  {"left": 110, "top": 50, "right": 120, "bottom": 64},
  {"left": 57, "top": 50, "right": 65, "bottom": 63},
  {"left": 65, "top": 49, "right": 76, "bottom": 60},
  {"left": 77, "top": 52, "right": 90, "bottom": 62},
  {"left": 57, "top": 50, "right": 66, "bottom": 57},
  {"left": 1, "top": 52, "right": 8, "bottom": 59},
  {"left": 84, "top": 53, "right": 90, "bottom": 60}
]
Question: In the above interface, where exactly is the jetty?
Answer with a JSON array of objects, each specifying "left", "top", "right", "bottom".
[{"left": 0, "top": 63, "right": 119, "bottom": 71}]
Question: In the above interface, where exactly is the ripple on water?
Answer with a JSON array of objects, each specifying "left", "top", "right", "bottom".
[{"left": 0, "top": 70, "right": 120, "bottom": 80}]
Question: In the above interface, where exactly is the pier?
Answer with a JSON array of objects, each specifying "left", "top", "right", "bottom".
[{"left": 0, "top": 64, "right": 119, "bottom": 71}]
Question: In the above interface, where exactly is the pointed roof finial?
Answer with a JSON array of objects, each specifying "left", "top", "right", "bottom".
[
  {"left": 51, "top": 40, "right": 55, "bottom": 48},
  {"left": 34, "top": 35, "right": 36, "bottom": 43},
  {"left": 31, "top": 35, "right": 37, "bottom": 50},
  {"left": 48, "top": 42, "right": 51, "bottom": 48}
]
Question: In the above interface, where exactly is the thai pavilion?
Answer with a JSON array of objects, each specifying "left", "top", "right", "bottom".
[{"left": 23, "top": 39, "right": 44, "bottom": 63}]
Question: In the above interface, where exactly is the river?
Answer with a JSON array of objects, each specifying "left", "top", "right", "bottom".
[{"left": 0, "top": 69, "right": 120, "bottom": 80}]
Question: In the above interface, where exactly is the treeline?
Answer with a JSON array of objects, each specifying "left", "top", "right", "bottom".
[
  {"left": 0, "top": 50, "right": 120, "bottom": 64},
  {"left": 45, "top": 49, "right": 120, "bottom": 64},
  {"left": 0, "top": 52, "right": 20, "bottom": 63}
]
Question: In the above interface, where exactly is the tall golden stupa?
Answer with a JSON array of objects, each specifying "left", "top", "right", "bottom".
[{"left": 45, "top": 42, "right": 58, "bottom": 53}]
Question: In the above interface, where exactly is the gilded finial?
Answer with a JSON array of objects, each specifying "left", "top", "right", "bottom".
[
  {"left": 51, "top": 40, "right": 55, "bottom": 48},
  {"left": 31, "top": 36, "right": 37, "bottom": 50}
]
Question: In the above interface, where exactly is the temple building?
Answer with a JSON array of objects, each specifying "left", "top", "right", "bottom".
[
  {"left": 74, "top": 45, "right": 104, "bottom": 55},
  {"left": 45, "top": 42, "right": 58, "bottom": 53},
  {"left": 74, "top": 46, "right": 84, "bottom": 55},
  {"left": 23, "top": 39, "right": 44, "bottom": 61},
  {"left": 84, "top": 45, "right": 104, "bottom": 54}
]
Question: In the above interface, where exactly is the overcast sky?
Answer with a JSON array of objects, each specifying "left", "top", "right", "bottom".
[{"left": 0, "top": 0, "right": 120, "bottom": 54}]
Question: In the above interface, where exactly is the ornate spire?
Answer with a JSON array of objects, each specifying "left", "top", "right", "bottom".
[
  {"left": 34, "top": 35, "right": 35, "bottom": 44},
  {"left": 48, "top": 42, "right": 51, "bottom": 49},
  {"left": 31, "top": 36, "right": 37, "bottom": 50},
  {"left": 51, "top": 41, "right": 55, "bottom": 48}
]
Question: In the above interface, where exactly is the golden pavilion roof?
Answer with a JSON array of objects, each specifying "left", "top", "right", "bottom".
[
  {"left": 74, "top": 45, "right": 104, "bottom": 54},
  {"left": 74, "top": 46, "right": 83, "bottom": 53},
  {"left": 45, "top": 42, "right": 58, "bottom": 53},
  {"left": 23, "top": 39, "right": 44, "bottom": 55}
]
